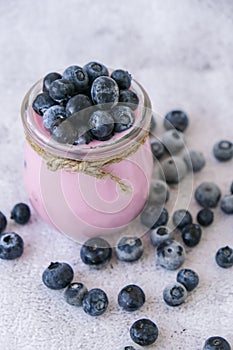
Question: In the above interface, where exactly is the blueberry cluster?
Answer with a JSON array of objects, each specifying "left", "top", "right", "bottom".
[{"left": 32, "top": 62, "right": 139, "bottom": 144}]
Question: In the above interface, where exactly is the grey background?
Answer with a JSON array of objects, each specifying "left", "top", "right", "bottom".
[{"left": 0, "top": 1, "right": 232, "bottom": 349}]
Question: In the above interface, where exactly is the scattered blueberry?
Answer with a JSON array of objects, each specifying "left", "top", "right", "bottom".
[
  {"left": 213, "top": 140, "right": 233, "bottom": 161},
  {"left": 80, "top": 237, "right": 112, "bottom": 269},
  {"left": 215, "top": 246, "right": 233, "bottom": 268},
  {"left": 43, "top": 72, "right": 62, "bottom": 92},
  {"left": 149, "top": 113, "right": 157, "bottom": 136},
  {"left": 151, "top": 139, "right": 165, "bottom": 159},
  {"left": 111, "top": 105, "right": 134, "bottom": 132},
  {"left": 148, "top": 180, "right": 169, "bottom": 205},
  {"left": 203, "top": 336, "right": 231, "bottom": 350},
  {"left": 63, "top": 65, "right": 89, "bottom": 91},
  {"left": 164, "top": 110, "right": 189, "bottom": 132},
  {"left": 64, "top": 282, "right": 88, "bottom": 306},
  {"left": 42, "top": 262, "right": 74, "bottom": 290},
  {"left": 163, "top": 282, "right": 187, "bottom": 306},
  {"left": 89, "top": 110, "right": 114, "bottom": 140},
  {"left": 111, "top": 69, "right": 131, "bottom": 90},
  {"left": 118, "top": 284, "right": 145, "bottom": 312},
  {"left": 183, "top": 150, "right": 206, "bottom": 172},
  {"left": 116, "top": 236, "right": 143, "bottom": 262},
  {"left": 181, "top": 223, "right": 202, "bottom": 247},
  {"left": 172, "top": 209, "right": 193, "bottom": 230},
  {"left": 230, "top": 181, "right": 233, "bottom": 194},
  {"left": 195, "top": 182, "right": 221, "bottom": 208},
  {"left": 130, "top": 318, "right": 159, "bottom": 346},
  {"left": 43, "top": 105, "right": 67, "bottom": 132},
  {"left": 51, "top": 119, "right": 77, "bottom": 144},
  {"left": 66, "top": 94, "right": 93, "bottom": 117},
  {"left": 220, "top": 195, "right": 233, "bottom": 214},
  {"left": 82, "top": 288, "right": 108, "bottom": 316},
  {"left": 32, "top": 92, "right": 57, "bottom": 116},
  {"left": 156, "top": 239, "right": 185, "bottom": 270},
  {"left": 124, "top": 347, "right": 137, "bottom": 350},
  {"left": 49, "top": 78, "right": 76, "bottom": 103},
  {"left": 91, "top": 76, "right": 119, "bottom": 108},
  {"left": 197, "top": 208, "right": 214, "bottom": 226},
  {"left": 0, "top": 232, "right": 24, "bottom": 260},
  {"left": 162, "top": 129, "right": 185, "bottom": 154},
  {"left": 83, "top": 61, "right": 109, "bottom": 83},
  {"left": 10, "top": 203, "right": 31, "bottom": 225},
  {"left": 160, "top": 156, "right": 187, "bottom": 184},
  {"left": 119, "top": 90, "right": 139, "bottom": 111},
  {"left": 176, "top": 268, "right": 199, "bottom": 291},
  {"left": 140, "top": 204, "right": 169, "bottom": 229},
  {"left": 150, "top": 226, "right": 173, "bottom": 247},
  {"left": 0, "top": 211, "right": 7, "bottom": 233}
]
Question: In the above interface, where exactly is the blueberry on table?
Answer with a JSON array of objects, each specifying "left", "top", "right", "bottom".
[
  {"left": 119, "top": 90, "right": 139, "bottom": 111},
  {"left": 150, "top": 226, "right": 173, "bottom": 247},
  {"left": 42, "top": 72, "right": 62, "bottom": 92},
  {"left": 140, "top": 204, "right": 169, "bottom": 229},
  {"left": 181, "top": 223, "right": 202, "bottom": 247},
  {"left": 163, "top": 282, "right": 187, "bottom": 306},
  {"left": 111, "top": 69, "right": 131, "bottom": 90},
  {"left": 156, "top": 239, "right": 185, "bottom": 270},
  {"left": 231, "top": 181, "right": 233, "bottom": 194},
  {"left": 220, "top": 195, "right": 233, "bottom": 214},
  {"left": 124, "top": 347, "right": 137, "bottom": 350},
  {"left": 89, "top": 110, "right": 114, "bottom": 140},
  {"left": 130, "top": 318, "right": 159, "bottom": 346},
  {"left": 172, "top": 209, "right": 193, "bottom": 230},
  {"left": 32, "top": 92, "right": 57, "bottom": 116},
  {"left": 43, "top": 105, "right": 67, "bottom": 132},
  {"left": 116, "top": 236, "right": 143, "bottom": 262},
  {"left": 203, "top": 336, "right": 231, "bottom": 350},
  {"left": 195, "top": 182, "right": 221, "bottom": 208},
  {"left": 150, "top": 139, "right": 165, "bottom": 160},
  {"left": 51, "top": 119, "right": 78, "bottom": 144},
  {"left": 164, "top": 110, "right": 189, "bottom": 132},
  {"left": 148, "top": 180, "right": 169, "bottom": 205},
  {"left": 82, "top": 288, "right": 108, "bottom": 316},
  {"left": 49, "top": 78, "right": 76, "bottom": 103},
  {"left": 213, "top": 140, "right": 233, "bottom": 161},
  {"left": 0, "top": 211, "right": 7, "bottom": 233},
  {"left": 80, "top": 237, "right": 112, "bottom": 269},
  {"left": 111, "top": 105, "right": 134, "bottom": 132},
  {"left": 215, "top": 246, "right": 233, "bottom": 268},
  {"left": 176, "top": 268, "right": 199, "bottom": 291},
  {"left": 183, "top": 150, "right": 206, "bottom": 172},
  {"left": 64, "top": 282, "right": 88, "bottom": 306},
  {"left": 83, "top": 61, "right": 109, "bottom": 83},
  {"left": 0, "top": 232, "right": 24, "bottom": 260},
  {"left": 197, "top": 208, "right": 214, "bottom": 227},
  {"left": 66, "top": 94, "right": 93, "bottom": 117},
  {"left": 149, "top": 113, "right": 157, "bottom": 136},
  {"left": 160, "top": 156, "right": 187, "bottom": 184},
  {"left": 42, "top": 262, "right": 74, "bottom": 290},
  {"left": 91, "top": 76, "right": 119, "bottom": 108},
  {"left": 11, "top": 203, "right": 31, "bottom": 225},
  {"left": 118, "top": 284, "right": 145, "bottom": 312},
  {"left": 162, "top": 129, "right": 185, "bottom": 155}
]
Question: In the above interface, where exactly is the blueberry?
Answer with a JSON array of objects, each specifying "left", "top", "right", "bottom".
[
  {"left": 162, "top": 130, "right": 185, "bottom": 154},
  {"left": 49, "top": 78, "right": 76, "bottom": 103},
  {"left": 140, "top": 204, "right": 169, "bottom": 229},
  {"left": 184, "top": 150, "right": 206, "bottom": 172},
  {"left": 10, "top": 203, "right": 31, "bottom": 225},
  {"left": 89, "top": 110, "right": 114, "bottom": 140},
  {"left": 215, "top": 246, "right": 233, "bottom": 268},
  {"left": 119, "top": 90, "right": 139, "bottom": 111},
  {"left": 172, "top": 209, "right": 193, "bottom": 230},
  {"left": 91, "top": 76, "right": 119, "bottom": 108},
  {"left": 111, "top": 105, "right": 134, "bottom": 132},
  {"left": 213, "top": 140, "right": 233, "bottom": 161},
  {"left": 0, "top": 211, "right": 7, "bottom": 233},
  {"left": 123, "top": 347, "right": 137, "bottom": 350},
  {"left": 42, "top": 72, "right": 62, "bottom": 92},
  {"left": 195, "top": 182, "right": 221, "bottom": 208},
  {"left": 160, "top": 156, "right": 187, "bottom": 184},
  {"left": 130, "top": 318, "right": 159, "bottom": 346},
  {"left": 64, "top": 282, "right": 88, "bottom": 306},
  {"left": 66, "top": 94, "right": 93, "bottom": 117},
  {"left": 150, "top": 226, "right": 173, "bottom": 247},
  {"left": 32, "top": 92, "right": 57, "bottom": 116},
  {"left": 176, "top": 268, "right": 199, "bottom": 291},
  {"left": 82, "top": 288, "right": 108, "bottom": 316},
  {"left": 151, "top": 139, "right": 165, "bottom": 160},
  {"left": 149, "top": 113, "right": 156, "bottom": 136},
  {"left": 73, "top": 124, "right": 93, "bottom": 145},
  {"left": 163, "top": 282, "right": 187, "bottom": 306},
  {"left": 197, "top": 208, "right": 214, "bottom": 226},
  {"left": 116, "top": 236, "right": 143, "bottom": 262},
  {"left": 43, "top": 105, "right": 67, "bottom": 132},
  {"left": 80, "top": 237, "right": 112, "bottom": 269},
  {"left": 111, "top": 69, "right": 131, "bottom": 90},
  {"left": 164, "top": 110, "right": 189, "bottom": 132},
  {"left": 231, "top": 181, "right": 233, "bottom": 194},
  {"left": 83, "top": 61, "right": 109, "bottom": 83},
  {"left": 118, "top": 284, "right": 145, "bottom": 312},
  {"left": 51, "top": 119, "right": 77, "bottom": 144},
  {"left": 181, "top": 223, "right": 202, "bottom": 247},
  {"left": 148, "top": 180, "right": 169, "bottom": 205},
  {"left": 63, "top": 65, "right": 89, "bottom": 92},
  {"left": 220, "top": 195, "right": 233, "bottom": 214},
  {"left": 203, "top": 336, "right": 231, "bottom": 350},
  {"left": 0, "top": 232, "right": 24, "bottom": 260},
  {"left": 42, "top": 262, "right": 74, "bottom": 290},
  {"left": 157, "top": 239, "right": 185, "bottom": 270}
]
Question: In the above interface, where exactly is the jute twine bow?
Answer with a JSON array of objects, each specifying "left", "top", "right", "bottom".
[{"left": 26, "top": 129, "right": 149, "bottom": 193}]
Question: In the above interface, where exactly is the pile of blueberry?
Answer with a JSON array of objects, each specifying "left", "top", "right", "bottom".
[{"left": 32, "top": 62, "right": 139, "bottom": 144}]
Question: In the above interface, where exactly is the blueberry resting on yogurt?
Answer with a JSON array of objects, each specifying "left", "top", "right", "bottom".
[
  {"left": 203, "top": 336, "right": 231, "bottom": 350},
  {"left": 111, "top": 105, "right": 134, "bottom": 132},
  {"left": 0, "top": 232, "right": 24, "bottom": 260},
  {"left": 91, "top": 76, "right": 119, "bottom": 108},
  {"left": 64, "top": 282, "right": 88, "bottom": 306},
  {"left": 11, "top": 203, "right": 31, "bottom": 225},
  {"left": 130, "top": 318, "right": 159, "bottom": 346},
  {"left": 163, "top": 282, "right": 187, "bottom": 306},
  {"left": 32, "top": 92, "right": 57, "bottom": 116},
  {"left": 43, "top": 72, "right": 62, "bottom": 92},
  {"left": 66, "top": 94, "right": 93, "bottom": 117},
  {"left": 43, "top": 105, "right": 67, "bottom": 132},
  {"left": 111, "top": 69, "right": 131, "bottom": 90},
  {"left": 49, "top": 78, "right": 76, "bottom": 103},
  {"left": 118, "top": 284, "right": 145, "bottom": 311},
  {"left": 42, "top": 262, "right": 74, "bottom": 290},
  {"left": 83, "top": 61, "right": 109, "bottom": 83},
  {"left": 89, "top": 110, "right": 114, "bottom": 140},
  {"left": 51, "top": 119, "right": 77, "bottom": 144},
  {"left": 164, "top": 110, "right": 189, "bottom": 132},
  {"left": 0, "top": 211, "right": 7, "bottom": 233},
  {"left": 82, "top": 288, "right": 108, "bottom": 316},
  {"left": 80, "top": 237, "right": 112, "bottom": 269},
  {"left": 63, "top": 65, "right": 89, "bottom": 91},
  {"left": 73, "top": 124, "right": 93, "bottom": 145},
  {"left": 116, "top": 236, "right": 143, "bottom": 262},
  {"left": 119, "top": 90, "right": 139, "bottom": 111}
]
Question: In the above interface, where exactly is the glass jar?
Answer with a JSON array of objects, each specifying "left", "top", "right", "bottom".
[{"left": 21, "top": 77, "right": 153, "bottom": 243}]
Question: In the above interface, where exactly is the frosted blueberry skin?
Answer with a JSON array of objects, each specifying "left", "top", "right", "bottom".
[
  {"left": 156, "top": 239, "right": 185, "bottom": 270},
  {"left": 162, "top": 129, "right": 185, "bottom": 155},
  {"left": 150, "top": 139, "right": 165, "bottom": 160},
  {"left": 148, "top": 180, "right": 169, "bottom": 205},
  {"left": 51, "top": 119, "right": 78, "bottom": 144},
  {"left": 118, "top": 284, "right": 145, "bottom": 312},
  {"left": 91, "top": 76, "right": 119, "bottom": 108},
  {"left": 0, "top": 232, "right": 24, "bottom": 260},
  {"left": 89, "top": 110, "right": 115, "bottom": 140},
  {"left": 111, "top": 69, "right": 131, "bottom": 90},
  {"left": 111, "top": 105, "right": 135, "bottom": 132},
  {"left": 42, "top": 262, "right": 74, "bottom": 290},
  {"left": 130, "top": 318, "right": 159, "bottom": 346},
  {"left": 0, "top": 211, "right": 7, "bottom": 233},
  {"left": 82, "top": 288, "right": 108, "bottom": 316},
  {"left": 43, "top": 105, "right": 67, "bottom": 132},
  {"left": 220, "top": 195, "right": 233, "bottom": 214},
  {"left": 10, "top": 203, "right": 31, "bottom": 225},
  {"left": 80, "top": 237, "right": 112, "bottom": 269},
  {"left": 64, "top": 282, "right": 88, "bottom": 306},
  {"left": 32, "top": 92, "right": 57, "bottom": 116},
  {"left": 49, "top": 78, "right": 76, "bottom": 103},
  {"left": 116, "top": 236, "right": 143, "bottom": 262},
  {"left": 213, "top": 140, "right": 233, "bottom": 161},
  {"left": 197, "top": 208, "right": 214, "bottom": 227},
  {"left": 181, "top": 223, "right": 202, "bottom": 247},
  {"left": 195, "top": 182, "right": 221, "bottom": 208},
  {"left": 164, "top": 110, "right": 189, "bottom": 132},
  {"left": 176, "top": 268, "right": 199, "bottom": 291},
  {"left": 119, "top": 90, "right": 139, "bottom": 111},
  {"left": 215, "top": 246, "right": 233, "bottom": 268},
  {"left": 184, "top": 150, "right": 206, "bottom": 172},
  {"left": 63, "top": 65, "right": 89, "bottom": 92},
  {"left": 160, "top": 156, "right": 187, "bottom": 184},
  {"left": 42, "top": 72, "right": 62, "bottom": 92},
  {"left": 83, "top": 61, "right": 109, "bottom": 83},
  {"left": 150, "top": 226, "right": 173, "bottom": 247},
  {"left": 140, "top": 204, "right": 169, "bottom": 229},
  {"left": 163, "top": 282, "right": 187, "bottom": 306},
  {"left": 172, "top": 209, "right": 193, "bottom": 230},
  {"left": 203, "top": 336, "right": 231, "bottom": 350}
]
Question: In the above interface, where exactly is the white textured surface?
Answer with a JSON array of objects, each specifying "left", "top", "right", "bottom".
[{"left": 0, "top": 1, "right": 233, "bottom": 349}]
